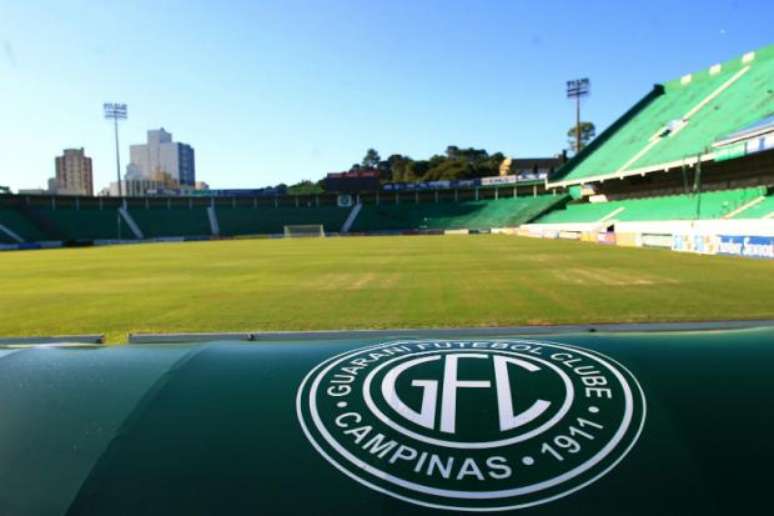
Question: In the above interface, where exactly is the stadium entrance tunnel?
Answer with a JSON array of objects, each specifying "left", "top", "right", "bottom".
[{"left": 1, "top": 327, "right": 773, "bottom": 515}]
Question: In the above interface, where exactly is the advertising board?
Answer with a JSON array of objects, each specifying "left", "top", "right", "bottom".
[{"left": 716, "top": 235, "right": 774, "bottom": 259}]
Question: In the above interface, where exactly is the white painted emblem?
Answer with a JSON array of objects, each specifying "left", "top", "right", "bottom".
[{"left": 297, "top": 340, "right": 646, "bottom": 511}]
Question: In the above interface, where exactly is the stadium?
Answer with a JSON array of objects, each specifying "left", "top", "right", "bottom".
[{"left": 1, "top": 34, "right": 773, "bottom": 516}]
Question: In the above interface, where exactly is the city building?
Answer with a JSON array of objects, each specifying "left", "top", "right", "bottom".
[
  {"left": 105, "top": 179, "right": 195, "bottom": 197},
  {"left": 127, "top": 128, "right": 195, "bottom": 186},
  {"left": 17, "top": 188, "right": 48, "bottom": 195},
  {"left": 53, "top": 148, "right": 93, "bottom": 196},
  {"left": 499, "top": 155, "right": 565, "bottom": 181}
]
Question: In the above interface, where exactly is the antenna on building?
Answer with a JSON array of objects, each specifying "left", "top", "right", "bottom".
[{"left": 103, "top": 103, "right": 128, "bottom": 197}]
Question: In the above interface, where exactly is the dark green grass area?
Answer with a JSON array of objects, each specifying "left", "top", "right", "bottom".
[{"left": 1, "top": 235, "right": 772, "bottom": 343}]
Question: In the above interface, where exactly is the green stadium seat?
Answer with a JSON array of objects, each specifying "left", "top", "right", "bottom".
[
  {"left": 351, "top": 195, "right": 565, "bottom": 232},
  {"left": 129, "top": 208, "right": 212, "bottom": 238},
  {"left": 0, "top": 208, "right": 50, "bottom": 242},
  {"left": 553, "top": 44, "right": 774, "bottom": 185},
  {"left": 28, "top": 208, "right": 135, "bottom": 241},
  {"left": 732, "top": 194, "right": 774, "bottom": 219},
  {"left": 534, "top": 187, "right": 766, "bottom": 224},
  {"left": 216, "top": 206, "right": 351, "bottom": 236}
]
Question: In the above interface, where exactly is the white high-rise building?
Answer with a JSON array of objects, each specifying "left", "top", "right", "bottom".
[{"left": 127, "top": 128, "right": 195, "bottom": 186}]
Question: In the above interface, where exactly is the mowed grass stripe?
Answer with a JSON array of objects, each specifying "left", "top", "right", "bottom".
[{"left": 0, "top": 235, "right": 772, "bottom": 343}]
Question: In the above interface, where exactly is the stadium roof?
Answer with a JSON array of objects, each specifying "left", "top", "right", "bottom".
[
  {"left": 548, "top": 44, "right": 774, "bottom": 188},
  {"left": 2, "top": 327, "right": 774, "bottom": 514}
]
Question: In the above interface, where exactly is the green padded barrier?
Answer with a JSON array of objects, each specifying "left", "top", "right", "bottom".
[
  {"left": 351, "top": 196, "right": 565, "bottom": 232},
  {"left": 0, "top": 345, "right": 195, "bottom": 516},
  {"left": 0, "top": 328, "right": 772, "bottom": 514},
  {"left": 216, "top": 206, "right": 351, "bottom": 236}
]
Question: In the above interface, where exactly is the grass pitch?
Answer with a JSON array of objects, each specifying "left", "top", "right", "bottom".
[{"left": 1, "top": 235, "right": 772, "bottom": 343}]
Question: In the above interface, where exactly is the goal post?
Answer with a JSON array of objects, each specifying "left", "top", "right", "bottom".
[{"left": 283, "top": 224, "right": 325, "bottom": 238}]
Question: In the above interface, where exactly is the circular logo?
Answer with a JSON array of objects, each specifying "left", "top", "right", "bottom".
[{"left": 296, "top": 340, "right": 646, "bottom": 512}]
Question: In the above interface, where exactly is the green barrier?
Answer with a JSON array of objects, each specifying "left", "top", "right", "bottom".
[{"left": 1, "top": 328, "right": 772, "bottom": 515}]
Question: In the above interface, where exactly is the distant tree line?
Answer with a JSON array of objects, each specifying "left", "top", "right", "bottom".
[
  {"left": 351, "top": 146, "right": 506, "bottom": 183},
  {"left": 286, "top": 125, "right": 595, "bottom": 193},
  {"left": 285, "top": 179, "right": 324, "bottom": 195},
  {"left": 285, "top": 146, "right": 507, "bottom": 194}
]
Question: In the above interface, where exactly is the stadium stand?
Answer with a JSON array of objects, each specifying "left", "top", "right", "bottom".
[
  {"left": 27, "top": 207, "right": 134, "bottom": 241},
  {"left": 0, "top": 228, "right": 16, "bottom": 244},
  {"left": 351, "top": 195, "right": 566, "bottom": 232},
  {"left": 536, "top": 186, "right": 766, "bottom": 224},
  {"left": 4, "top": 46, "right": 772, "bottom": 251},
  {"left": 216, "top": 206, "right": 351, "bottom": 236},
  {"left": 0, "top": 208, "right": 52, "bottom": 242},
  {"left": 1, "top": 190, "right": 563, "bottom": 244},
  {"left": 731, "top": 191, "right": 774, "bottom": 219},
  {"left": 128, "top": 207, "right": 212, "bottom": 239},
  {"left": 549, "top": 44, "right": 774, "bottom": 187}
]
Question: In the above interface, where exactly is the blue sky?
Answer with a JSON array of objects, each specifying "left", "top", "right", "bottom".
[{"left": 0, "top": 0, "right": 771, "bottom": 191}]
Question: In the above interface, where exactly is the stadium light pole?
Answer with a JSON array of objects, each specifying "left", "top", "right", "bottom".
[
  {"left": 566, "top": 78, "right": 590, "bottom": 154},
  {"left": 103, "top": 103, "right": 127, "bottom": 197}
]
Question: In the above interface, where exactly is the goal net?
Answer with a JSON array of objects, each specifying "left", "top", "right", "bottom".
[{"left": 283, "top": 224, "right": 325, "bottom": 238}]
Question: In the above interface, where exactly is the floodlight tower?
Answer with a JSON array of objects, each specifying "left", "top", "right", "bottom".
[
  {"left": 103, "top": 103, "right": 128, "bottom": 197},
  {"left": 566, "top": 78, "right": 590, "bottom": 154}
]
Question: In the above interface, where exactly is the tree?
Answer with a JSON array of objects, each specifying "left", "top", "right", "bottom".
[
  {"left": 567, "top": 122, "right": 596, "bottom": 153},
  {"left": 328, "top": 145, "right": 524, "bottom": 185},
  {"left": 385, "top": 154, "right": 410, "bottom": 182},
  {"left": 287, "top": 179, "right": 324, "bottom": 195},
  {"left": 406, "top": 160, "right": 429, "bottom": 181},
  {"left": 361, "top": 148, "right": 381, "bottom": 169}
]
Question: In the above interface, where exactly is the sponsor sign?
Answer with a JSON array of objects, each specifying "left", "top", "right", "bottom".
[
  {"left": 558, "top": 231, "right": 581, "bottom": 240},
  {"left": 481, "top": 175, "right": 518, "bottom": 186},
  {"left": 518, "top": 228, "right": 542, "bottom": 238},
  {"left": 297, "top": 340, "right": 646, "bottom": 511},
  {"left": 615, "top": 232, "right": 641, "bottom": 247},
  {"left": 383, "top": 174, "right": 536, "bottom": 193},
  {"left": 194, "top": 187, "right": 287, "bottom": 197},
  {"left": 337, "top": 194, "right": 353, "bottom": 208},
  {"left": 716, "top": 235, "right": 774, "bottom": 259},
  {"left": 671, "top": 234, "right": 719, "bottom": 255},
  {"left": 596, "top": 232, "right": 616, "bottom": 245},
  {"left": 641, "top": 233, "right": 673, "bottom": 248},
  {"left": 714, "top": 133, "right": 774, "bottom": 161},
  {"left": 747, "top": 133, "right": 774, "bottom": 155},
  {"left": 491, "top": 228, "right": 519, "bottom": 235}
]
